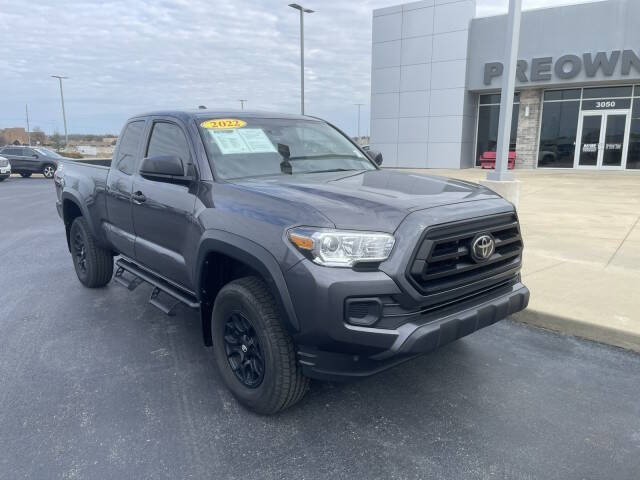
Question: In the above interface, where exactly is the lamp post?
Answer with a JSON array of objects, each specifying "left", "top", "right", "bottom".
[
  {"left": 487, "top": 0, "right": 521, "bottom": 182},
  {"left": 51, "top": 75, "right": 69, "bottom": 148},
  {"left": 25, "top": 105, "right": 31, "bottom": 146},
  {"left": 288, "top": 3, "right": 314, "bottom": 115},
  {"left": 354, "top": 103, "right": 364, "bottom": 142},
  {"left": 238, "top": 99, "right": 247, "bottom": 110}
]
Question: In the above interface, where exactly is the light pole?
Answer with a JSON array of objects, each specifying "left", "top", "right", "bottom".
[
  {"left": 238, "top": 99, "right": 247, "bottom": 110},
  {"left": 488, "top": 0, "right": 521, "bottom": 182},
  {"left": 289, "top": 3, "right": 314, "bottom": 115},
  {"left": 25, "top": 104, "right": 31, "bottom": 146},
  {"left": 51, "top": 75, "right": 69, "bottom": 148},
  {"left": 354, "top": 103, "right": 364, "bottom": 142}
]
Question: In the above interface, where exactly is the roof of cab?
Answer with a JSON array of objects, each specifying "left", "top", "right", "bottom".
[{"left": 129, "top": 110, "right": 314, "bottom": 122}]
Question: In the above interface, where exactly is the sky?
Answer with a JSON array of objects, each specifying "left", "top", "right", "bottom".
[{"left": 0, "top": 0, "right": 599, "bottom": 136}]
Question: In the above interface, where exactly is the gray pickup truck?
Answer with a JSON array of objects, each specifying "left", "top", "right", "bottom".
[{"left": 55, "top": 110, "right": 529, "bottom": 414}]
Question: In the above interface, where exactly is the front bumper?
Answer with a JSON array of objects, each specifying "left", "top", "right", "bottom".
[
  {"left": 0, "top": 166, "right": 10, "bottom": 177},
  {"left": 299, "top": 282, "right": 528, "bottom": 380},
  {"left": 286, "top": 257, "right": 529, "bottom": 381}
]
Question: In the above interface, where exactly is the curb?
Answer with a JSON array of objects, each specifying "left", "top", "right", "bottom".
[{"left": 512, "top": 309, "right": 640, "bottom": 353}]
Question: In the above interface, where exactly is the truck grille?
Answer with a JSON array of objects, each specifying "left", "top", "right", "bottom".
[
  {"left": 0, "top": 158, "right": 8, "bottom": 167},
  {"left": 408, "top": 213, "right": 523, "bottom": 296}
]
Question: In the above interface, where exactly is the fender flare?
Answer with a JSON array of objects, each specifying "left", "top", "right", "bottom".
[
  {"left": 60, "top": 189, "right": 101, "bottom": 248},
  {"left": 195, "top": 230, "right": 300, "bottom": 345}
]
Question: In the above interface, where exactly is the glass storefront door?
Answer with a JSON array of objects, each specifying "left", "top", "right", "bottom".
[
  {"left": 575, "top": 111, "right": 630, "bottom": 169},
  {"left": 577, "top": 114, "right": 602, "bottom": 167}
]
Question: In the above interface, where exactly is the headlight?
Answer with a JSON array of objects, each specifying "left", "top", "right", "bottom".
[{"left": 288, "top": 227, "right": 395, "bottom": 267}]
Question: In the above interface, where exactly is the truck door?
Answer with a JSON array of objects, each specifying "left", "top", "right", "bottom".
[
  {"left": 104, "top": 120, "right": 146, "bottom": 258},
  {"left": 131, "top": 118, "right": 199, "bottom": 290}
]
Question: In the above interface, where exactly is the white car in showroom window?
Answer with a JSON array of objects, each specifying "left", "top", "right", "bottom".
[{"left": 0, "top": 155, "right": 11, "bottom": 181}]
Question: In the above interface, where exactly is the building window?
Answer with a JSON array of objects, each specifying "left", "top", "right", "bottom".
[
  {"left": 538, "top": 89, "right": 581, "bottom": 168},
  {"left": 475, "top": 93, "right": 519, "bottom": 166},
  {"left": 582, "top": 86, "right": 633, "bottom": 99},
  {"left": 543, "top": 89, "right": 580, "bottom": 101},
  {"left": 628, "top": 97, "right": 640, "bottom": 170}
]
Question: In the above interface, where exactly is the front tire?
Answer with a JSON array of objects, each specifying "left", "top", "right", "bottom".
[
  {"left": 69, "top": 217, "right": 114, "bottom": 288},
  {"left": 212, "top": 277, "right": 309, "bottom": 414},
  {"left": 42, "top": 164, "right": 56, "bottom": 178}
]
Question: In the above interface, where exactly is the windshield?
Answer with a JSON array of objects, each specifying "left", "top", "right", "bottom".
[
  {"left": 35, "top": 148, "right": 63, "bottom": 158},
  {"left": 198, "top": 117, "right": 375, "bottom": 179}
]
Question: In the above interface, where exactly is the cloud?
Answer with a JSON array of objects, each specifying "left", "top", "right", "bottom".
[{"left": 1, "top": 0, "right": 597, "bottom": 135}]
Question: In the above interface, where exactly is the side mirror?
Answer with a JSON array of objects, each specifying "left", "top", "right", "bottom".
[
  {"left": 32, "top": 154, "right": 39, "bottom": 159},
  {"left": 139, "top": 155, "right": 193, "bottom": 183},
  {"left": 367, "top": 149, "right": 383, "bottom": 166}
]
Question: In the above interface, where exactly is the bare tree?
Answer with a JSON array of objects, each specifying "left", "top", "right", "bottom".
[{"left": 51, "top": 132, "right": 63, "bottom": 151}]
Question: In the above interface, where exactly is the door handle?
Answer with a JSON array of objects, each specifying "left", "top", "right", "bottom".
[{"left": 132, "top": 191, "right": 146, "bottom": 204}]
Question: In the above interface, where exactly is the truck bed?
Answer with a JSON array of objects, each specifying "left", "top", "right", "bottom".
[{"left": 64, "top": 157, "right": 112, "bottom": 168}]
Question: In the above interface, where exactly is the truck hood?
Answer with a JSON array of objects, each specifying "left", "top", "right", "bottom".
[{"left": 230, "top": 170, "right": 504, "bottom": 232}]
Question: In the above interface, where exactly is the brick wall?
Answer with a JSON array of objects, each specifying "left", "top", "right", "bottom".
[
  {"left": 515, "top": 89, "right": 543, "bottom": 169},
  {"left": 2, "top": 128, "right": 27, "bottom": 145}
]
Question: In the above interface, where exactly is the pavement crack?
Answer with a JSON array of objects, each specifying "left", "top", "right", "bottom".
[
  {"left": 523, "top": 260, "right": 565, "bottom": 278},
  {"left": 606, "top": 215, "right": 640, "bottom": 267}
]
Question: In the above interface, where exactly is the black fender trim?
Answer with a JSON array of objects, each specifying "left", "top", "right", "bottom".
[
  {"left": 195, "top": 230, "right": 300, "bottom": 346},
  {"left": 60, "top": 190, "right": 102, "bottom": 250}
]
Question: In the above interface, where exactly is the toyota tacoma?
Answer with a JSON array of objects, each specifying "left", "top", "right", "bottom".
[{"left": 55, "top": 110, "right": 529, "bottom": 414}]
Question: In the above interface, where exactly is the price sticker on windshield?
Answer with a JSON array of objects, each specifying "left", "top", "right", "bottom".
[{"left": 200, "top": 118, "right": 247, "bottom": 129}]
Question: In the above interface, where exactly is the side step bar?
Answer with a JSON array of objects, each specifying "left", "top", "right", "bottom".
[{"left": 114, "top": 258, "right": 200, "bottom": 315}]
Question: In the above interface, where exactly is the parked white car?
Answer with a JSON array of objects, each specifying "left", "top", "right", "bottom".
[{"left": 0, "top": 155, "right": 11, "bottom": 181}]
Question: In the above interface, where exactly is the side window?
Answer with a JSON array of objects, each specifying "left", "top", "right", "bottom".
[
  {"left": 115, "top": 121, "right": 145, "bottom": 175},
  {"left": 24, "top": 148, "right": 35, "bottom": 156},
  {"left": 146, "top": 122, "right": 191, "bottom": 173}
]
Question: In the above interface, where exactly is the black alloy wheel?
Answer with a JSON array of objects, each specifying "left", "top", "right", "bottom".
[
  {"left": 73, "top": 229, "right": 88, "bottom": 276},
  {"left": 211, "top": 276, "right": 309, "bottom": 414},
  {"left": 69, "top": 217, "right": 114, "bottom": 288},
  {"left": 223, "top": 312, "right": 265, "bottom": 388}
]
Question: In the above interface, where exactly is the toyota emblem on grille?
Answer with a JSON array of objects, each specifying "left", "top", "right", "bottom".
[{"left": 471, "top": 234, "right": 495, "bottom": 262}]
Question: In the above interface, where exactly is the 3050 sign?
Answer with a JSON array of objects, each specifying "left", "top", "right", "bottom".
[{"left": 582, "top": 99, "right": 631, "bottom": 110}]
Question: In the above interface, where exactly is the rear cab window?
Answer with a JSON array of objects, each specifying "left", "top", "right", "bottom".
[{"left": 115, "top": 121, "right": 145, "bottom": 175}]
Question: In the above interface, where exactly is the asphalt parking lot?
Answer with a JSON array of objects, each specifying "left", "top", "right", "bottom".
[{"left": 1, "top": 177, "right": 640, "bottom": 480}]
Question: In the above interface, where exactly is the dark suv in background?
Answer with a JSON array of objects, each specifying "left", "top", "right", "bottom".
[{"left": 0, "top": 146, "right": 63, "bottom": 178}]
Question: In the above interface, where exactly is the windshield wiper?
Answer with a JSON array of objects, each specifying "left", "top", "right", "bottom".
[
  {"left": 288, "top": 153, "right": 363, "bottom": 161},
  {"left": 303, "top": 168, "right": 360, "bottom": 174}
]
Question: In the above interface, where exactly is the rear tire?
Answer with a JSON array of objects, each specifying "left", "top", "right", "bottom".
[
  {"left": 20, "top": 172, "right": 32, "bottom": 178},
  {"left": 212, "top": 276, "right": 309, "bottom": 414},
  {"left": 69, "top": 217, "right": 114, "bottom": 288},
  {"left": 42, "top": 164, "right": 56, "bottom": 178}
]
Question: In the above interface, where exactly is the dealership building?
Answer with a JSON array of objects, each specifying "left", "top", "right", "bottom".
[{"left": 369, "top": 0, "right": 640, "bottom": 170}]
